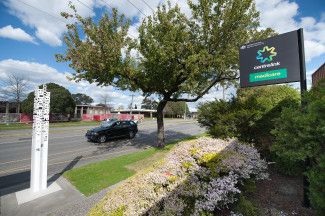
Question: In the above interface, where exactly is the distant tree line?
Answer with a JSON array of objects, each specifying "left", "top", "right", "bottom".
[{"left": 141, "top": 97, "right": 189, "bottom": 118}]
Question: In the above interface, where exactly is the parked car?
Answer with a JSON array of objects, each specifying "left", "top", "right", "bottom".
[{"left": 86, "top": 120, "right": 138, "bottom": 143}]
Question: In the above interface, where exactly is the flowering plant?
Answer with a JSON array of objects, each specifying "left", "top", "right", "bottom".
[{"left": 91, "top": 137, "right": 268, "bottom": 216}]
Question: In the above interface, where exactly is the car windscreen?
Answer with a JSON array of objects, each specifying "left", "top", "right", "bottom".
[{"left": 101, "top": 121, "right": 117, "bottom": 128}]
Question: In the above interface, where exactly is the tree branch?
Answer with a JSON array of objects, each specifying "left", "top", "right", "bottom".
[{"left": 167, "top": 75, "right": 239, "bottom": 102}]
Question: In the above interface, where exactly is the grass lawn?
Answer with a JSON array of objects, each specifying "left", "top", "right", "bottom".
[
  {"left": 63, "top": 134, "right": 204, "bottom": 196},
  {"left": 0, "top": 121, "right": 100, "bottom": 130}
]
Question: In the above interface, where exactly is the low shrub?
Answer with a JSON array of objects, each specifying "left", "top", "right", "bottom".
[
  {"left": 89, "top": 137, "right": 268, "bottom": 215},
  {"left": 197, "top": 85, "right": 300, "bottom": 156},
  {"left": 234, "top": 195, "right": 258, "bottom": 216},
  {"left": 271, "top": 79, "right": 325, "bottom": 214},
  {"left": 307, "top": 154, "right": 325, "bottom": 215}
]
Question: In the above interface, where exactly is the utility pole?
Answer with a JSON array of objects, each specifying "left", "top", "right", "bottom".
[
  {"left": 5, "top": 101, "right": 9, "bottom": 125},
  {"left": 184, "top": 102, "right": 187, "bottom": 120},
  {"left": 130, "top": 94, "right": 134, "bottom": 116}
]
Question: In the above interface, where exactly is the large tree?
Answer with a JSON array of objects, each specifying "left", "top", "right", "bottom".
[
  {"left": 56, "top": 0, "right": 274, "bottom": 147},
  {"left": 22, "top": 83, "right": 75, "bottom": 115},
  {"left": 72, "top": 93, "right": 94, "bottom": 105},
  {"left": 164, "top": 101, "right": 189, "bottom": 118},
  {"left": 141, "top": 97, "right": 158, "bottom": 110}
]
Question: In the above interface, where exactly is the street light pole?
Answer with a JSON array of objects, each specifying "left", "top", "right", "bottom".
[
  {"left": 130, "top": 94, "right": 134, "bottom": 116},
  {"left": 184, "top": 102, "right": 186, "bottom": 120}
]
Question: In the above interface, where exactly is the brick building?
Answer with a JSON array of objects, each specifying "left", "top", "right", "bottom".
[{"left": 312, "top": 63, "right": 325, "bottom": 86}]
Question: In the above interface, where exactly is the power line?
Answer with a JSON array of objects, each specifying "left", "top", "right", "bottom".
[
  {"left": 16, "top": 0, "right": 139, "bottom": 41},
  {"left": 139, "top": 0, "right": 154, "bottom": 12},
  {"left": 126, "top": 0, "right": 147, "bottom": 17},
  {"left": 100, "top": 0, "right": 114, "bottom": 11},
  {"left": 16, "top": 0, "right": 67, "bottom": 24},
  {"left": 75, "top": 0, "right": 93, "bottom": 12}
]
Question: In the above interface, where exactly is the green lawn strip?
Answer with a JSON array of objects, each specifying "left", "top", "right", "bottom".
[
  {"left": 64, "top": 134, "right": 205, "bottom": 196},
  {"left": 64, "top": 149, "right": 157, "bottom": 196},
  {"left": 0, "top": 121, "right": 100, "bottom": 131}
]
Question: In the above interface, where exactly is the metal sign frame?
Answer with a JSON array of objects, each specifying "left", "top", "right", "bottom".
[{"left": 239, "top": 29, "right": 303, "bottom": 88}]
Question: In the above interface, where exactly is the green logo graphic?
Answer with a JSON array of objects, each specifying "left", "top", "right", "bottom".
[{"left": 256, "top": 46, "right": 277, "bottom": 63}]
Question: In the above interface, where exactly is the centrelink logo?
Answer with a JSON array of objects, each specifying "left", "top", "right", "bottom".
[{"left": 256, "top": 46, "right": 277, "bottom": 63}]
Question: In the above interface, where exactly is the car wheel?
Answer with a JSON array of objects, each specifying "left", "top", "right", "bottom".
[
  {"left": 129, "top": 131, "right": 135, "bottom": 139},
  {"left": 98, "top": 135, "right": 106, "bottom": 143}
]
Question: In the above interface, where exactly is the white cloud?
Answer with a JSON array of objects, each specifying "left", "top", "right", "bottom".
[
  {"left": 255, "top": 0, "right": 325, "bottom": 62},
  {"left": 3, "top": 0, "right": 191, "bottom": 46},
  {"left": 0, "top": 59, "right": 141, "bottom": 108},
  {"left": 5, "top": 0, "right": 96, "bottom": 46},
  {"left": 35, "top": 27, "right": 62, "bottom": 46},
  {"left": 304, "top": 40, "right": 325, "bottom": 62},
  {"left": 0, "top": 25, "right": 36, "bottom": 43}
]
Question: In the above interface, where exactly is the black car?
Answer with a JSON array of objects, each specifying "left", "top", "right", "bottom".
[{"left": 85, "top": 120, "right": 138, "bottom": 143}]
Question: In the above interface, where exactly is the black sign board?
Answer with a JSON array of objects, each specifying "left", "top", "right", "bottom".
[{"left": 239, "top": 30, "right": 302, "bottom": 88}]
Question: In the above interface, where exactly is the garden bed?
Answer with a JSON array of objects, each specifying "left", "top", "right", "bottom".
[{"left": 88, "top": 137, "right": 268, "bottom": 215}]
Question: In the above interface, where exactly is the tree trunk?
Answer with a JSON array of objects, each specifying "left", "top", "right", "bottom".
[{"left": 156, "top": 100, "right": 167, "bottom": 148}]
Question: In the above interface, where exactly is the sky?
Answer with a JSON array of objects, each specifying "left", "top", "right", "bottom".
[{"left": 0, "top": 0, "right": 324, "bottom": 112}]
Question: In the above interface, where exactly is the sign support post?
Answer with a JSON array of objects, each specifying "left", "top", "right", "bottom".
[
  {"left": 298, "top": 28, "right": 310, "bottom": 208},
  {"left": 298, "top": 28, "right": 307, "bottom": 94}
]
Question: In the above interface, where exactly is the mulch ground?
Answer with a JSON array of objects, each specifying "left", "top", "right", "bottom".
[{"left": 249, "top": 168, "right": 316, "bottom": 216}]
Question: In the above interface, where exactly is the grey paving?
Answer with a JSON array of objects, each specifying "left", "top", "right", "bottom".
[
  {"left": 1, "top": 177, "right": 84, "bottom": 216},
  {"left": 0, "top": 119, "right": 204, "bottom": 216}
]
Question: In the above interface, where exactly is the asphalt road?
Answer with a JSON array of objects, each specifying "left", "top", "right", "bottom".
[{"left": 0, "top": 119, "right": 204, "bottom": 195}]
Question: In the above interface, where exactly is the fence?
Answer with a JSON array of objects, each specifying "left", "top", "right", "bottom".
[{"left": 82, "top": 113, "right": 144, "bottom": 122}]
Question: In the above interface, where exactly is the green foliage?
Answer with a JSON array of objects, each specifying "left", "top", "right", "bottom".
[
  {"left": 234, "top": 195, "right": 258, "bottom": 216},
  {"left": 198, "top": 151, "right": 238, "bottom": 177},
  {"left": 182, "top": 161, "right": 193, "bottom": 169},
  {"left": 307, "top": 154, "right": 325, "bottom": 215},
  {"left": 242, "top": 178, "right": 256, "bottom": 194},
  {"left": 271, "top": 79, "right": 325, "bottom": 213},
  {"left": 109, "top": 206, "right": 126, "bottom": 216},
  {"left": 164, "top": 101, "right": 189, "bottom": 117},
  {"left": 197, "top": 99, "right": 237, "bottom": 139},
  {"left": 72, "top": 93, "right": 94, "bottom": 105},
  {"left": 271, "top": 154, "right": 304, "bottom": 176},
  {"left": 271, "top": 81, "right": 325, "bottom": 162},
  {"left": 198, "top": 85, "right": 300, "bottom": 154},
  {"left": 21, "top": 83, "right": 75, "bottom": 115}
]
